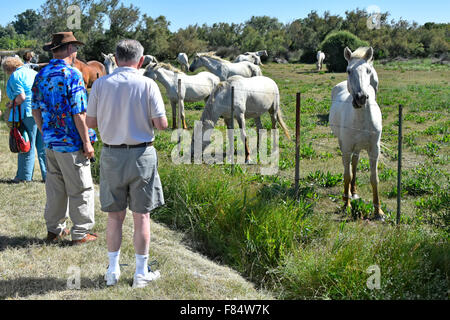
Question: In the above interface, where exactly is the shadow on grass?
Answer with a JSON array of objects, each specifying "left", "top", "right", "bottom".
[
  {"left": 316, "top": 113, "right": 330, "bottom": 125},
  {"left": 0, "top": 275, "right": 105, "bottom": 299},
  {"left": 0, "top": 235, "right": 75, "bottom": 252}
]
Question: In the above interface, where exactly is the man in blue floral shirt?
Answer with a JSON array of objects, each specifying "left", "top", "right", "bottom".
[{"left": 32, "top": 32, "right": 97, "bottom": 245}]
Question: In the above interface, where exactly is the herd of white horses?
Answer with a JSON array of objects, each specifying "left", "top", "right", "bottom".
[{"left": 1, "top": 47, "right": 384, "bottom": 220}]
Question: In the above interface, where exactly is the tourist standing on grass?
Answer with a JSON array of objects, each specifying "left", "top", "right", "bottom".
[
  {"left": 2, "top": 56, "right": 47, "bottom": 183},
  {"left": 86, "top": 39, "right": 167, "bottom": 288},
  {"left": 31, "top": 32, "right": 97, "bottom": 245}
]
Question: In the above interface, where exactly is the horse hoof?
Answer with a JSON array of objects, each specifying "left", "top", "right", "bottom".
[
  {"left": 351, "top": 194, "right": 360, "bottom": 200},
  {"left": 372, "top": 213, "right": 386, "bottom": 222},
  {"left": 245, "top": 159, "right": 256, "bottom": 165}
]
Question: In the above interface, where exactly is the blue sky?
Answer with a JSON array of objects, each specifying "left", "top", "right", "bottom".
[{"left": 0, "top": 0, "right": 448, "bottom": 31}]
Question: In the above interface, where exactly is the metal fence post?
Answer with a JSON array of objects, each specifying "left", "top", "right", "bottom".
[
  {"left": 295, "top": 92, "right": 301, "bottom": 198},
  {"left": 177, "top": 79, "right": 182, "bottom": 151},
  {"left": 397, "top": 104, "right": 403, "bottom": 225},
  {"left": 231, "top": 86, "right": 235, "bottom": 175}
]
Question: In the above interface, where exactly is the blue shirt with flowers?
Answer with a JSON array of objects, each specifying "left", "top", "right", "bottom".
[{"left": 32, "top": 59, "right": 89, "bottom": 153}]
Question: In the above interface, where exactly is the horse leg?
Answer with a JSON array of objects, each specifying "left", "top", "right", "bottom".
[
  {"left": 224, "top": 117, "right": 234, "bottom": 163},
  {"left": 255, "top": 117, "right": 263, "bottom": 160},
  {"left": 351, "top": 153, "right": 360, "bottom": 199},
  {"left": 369, "top": 148, "right": 385, "bottom": 220},
  {"left": 179, "top": 100, "right": 187, "bottom": 129},
  {"left": 236, "top": 114, "right": 250, "bottom": 163},
  {"left": 342, "top": 151, "right": 352, "bottom": 211}
]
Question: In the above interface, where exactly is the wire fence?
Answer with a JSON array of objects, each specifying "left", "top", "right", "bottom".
[{"left": 169, "top": 78, "right": 448, "bottom": 226}]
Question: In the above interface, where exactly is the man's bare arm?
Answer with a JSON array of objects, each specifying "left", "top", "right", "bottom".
[
  {"left": 152, "top": 116, "right": 168, "bottom": 131},
  {"left": 32, "top": 109, "right": 43, "bottom": 134},
  {"left": 73, "top": 112, "right": 95, "bottom": 159}
]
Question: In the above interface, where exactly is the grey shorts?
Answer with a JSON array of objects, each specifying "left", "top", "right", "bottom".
[{"left": 99, "top": 146, "right": 165, "bottom": 213}]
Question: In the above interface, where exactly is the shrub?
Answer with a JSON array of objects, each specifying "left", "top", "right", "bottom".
[{"left": 320, "top": 31, "right": 369, "bottom": 72}]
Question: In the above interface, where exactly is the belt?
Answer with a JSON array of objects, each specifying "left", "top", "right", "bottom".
[{"left": 103, "top": 142, "right": 153, "bottom": 149}]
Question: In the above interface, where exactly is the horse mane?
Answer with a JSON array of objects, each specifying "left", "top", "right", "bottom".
[
  {"left": 155, "top": 62, "right": 184, "bottom": 74},
  {"left": 351, "top": 47, "right": 374, "bottom": 64},
  {"left": 198, "top": 52, "right": 229, "bottom": 63}
]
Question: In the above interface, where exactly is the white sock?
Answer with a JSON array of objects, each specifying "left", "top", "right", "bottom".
[
  {"left": 135, "top": 254, "right": 149, "bottom": 276},
  {"left": 107, "top": 250, "right": 121, "bottom": 273}
]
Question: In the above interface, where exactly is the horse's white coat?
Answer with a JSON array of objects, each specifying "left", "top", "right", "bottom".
[
  {"left": 234, "top": 53, "right": 261, "bottom": 65},
  {"left": 177, "top": 53, "right": 189, "bottom": 72},
  {"left": 316, "top": 51, "right": 325, "bottom": 71},
  {"left": 198, "top": 75, "right": 289, "bottom": 161},
  {"left": 189, "top": 53, "right": 262, "bottom": 81}
]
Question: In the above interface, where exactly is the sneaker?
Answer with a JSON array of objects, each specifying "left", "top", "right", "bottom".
[
  {"left": 105, "top": 269, "right": 121, "bottom": 287},
  {"left": 132, "top": 264, "right": 161, "bottom": 288}
]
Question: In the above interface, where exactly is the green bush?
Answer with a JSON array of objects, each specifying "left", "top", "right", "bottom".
[{"left": 320, "top": 31, "right": 369, "bottom": 72}]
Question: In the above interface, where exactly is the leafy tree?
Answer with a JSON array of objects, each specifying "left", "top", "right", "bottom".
[
  {"left": 12, "top": 9, "right": 42, "bottom": 36},
  {"left": 136, "top": 15, "right": 171, "bottom": 60},
  {"left": 168, "top": 25, "right": 208, "bottom": 59},
  {"left": 320, "top": 31, "right": 369, "bottom": 72}
]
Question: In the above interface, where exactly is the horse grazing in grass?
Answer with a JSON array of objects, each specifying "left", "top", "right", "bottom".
[
  {"left": 189, "top": 52, "right": 262, "bottom": 81},
  {"left": 317, "top": 51, "right": 325, "bottom": 71},
  {"left": 177, "top": 53, "right": 189, "bottom": 72},
  {"left": 329, "top": 46, "right": 384, "bottom": 220},
  {"left": 234, "top": 52, "right": 262, "bottom": 65},
  {"left": 144, "top": 62, "right": 220, "bottom": 130},
  {"left": 197, "top": 75, "right": 290, "bottom": 163},
  {"left": 74, "top": 58, "right": 106, "bottom": 88}
]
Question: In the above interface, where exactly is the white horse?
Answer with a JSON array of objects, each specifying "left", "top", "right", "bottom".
[
  {"left": 329, "top": 46, "right": 384, "bottom": 220},
  {"left": 317, "top": 51, "right": 325, "bottom": 71},
  {"left": 234, "top": 53, "right": 262, "bottom": 65},
  {"left": 101, "top": 53, "right": 117, "bottom": 74},
  {"left": 144, "top": 62, "right": 220, "bottom": 129},
  {"left": 143, "top": 54, "right": 158, "bottom": 67},
  {"left": 197, "top": 75, "right": 290, "bottom": 163},
  {"left": 177, "top": 53, "right": 189, "bottom": 72},
  {"left": 189, "top": 52, "right": 262, "bottom": 81},
  {"left": 102, "top": 52, "right": 146, "bottom": 76},
  {"left": 245, "top": 50, "right": 268, "bottom": 57}
]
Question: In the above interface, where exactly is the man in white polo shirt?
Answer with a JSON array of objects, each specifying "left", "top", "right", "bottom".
[{"left": 86, "top": 39, "right": 168, "bottom": 288}]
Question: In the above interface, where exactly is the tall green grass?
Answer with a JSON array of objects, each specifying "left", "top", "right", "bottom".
[{"left": 147, "top": 160, "right": 449, "bottom": 299}]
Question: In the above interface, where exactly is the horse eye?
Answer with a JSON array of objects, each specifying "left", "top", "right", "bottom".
[
  {"left": 347, "top": 70, "right": 351, "bottom": 75},
  {"left": 367, "top": 68, "right": 371, "bottom": 74}
]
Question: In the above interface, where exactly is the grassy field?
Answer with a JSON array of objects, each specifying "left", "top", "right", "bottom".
[{"left": 0, "top": 59, "right": 448, "bottom": 300}]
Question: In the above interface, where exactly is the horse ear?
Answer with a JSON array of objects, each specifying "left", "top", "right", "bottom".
[
  {"left": 364, "top": 47, "right": 374, "bottom": 62},
  {"left": 344, "top": 47, "right": 352, "bottom": 61}
]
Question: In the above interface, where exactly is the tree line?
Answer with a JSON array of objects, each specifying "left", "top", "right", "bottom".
[{"left": 1, "top": 0, "right": 448, "bottom": 63}]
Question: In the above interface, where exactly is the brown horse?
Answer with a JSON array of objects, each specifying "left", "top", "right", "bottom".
[{"left": 74, "top": 59, "right": 106, "bottom": 88}]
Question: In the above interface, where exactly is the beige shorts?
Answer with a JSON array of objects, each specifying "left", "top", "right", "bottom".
[{"left": 99, "top": 146, "right": 165, "bottom": 213}]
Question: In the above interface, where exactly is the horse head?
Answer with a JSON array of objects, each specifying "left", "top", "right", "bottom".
[
  {"left": 143, "top": 62, "right": 158, "bottom": 80},
  {"left": 102, "top": 53, "right": 116, "bottom": 75},
  {"left": 344, "top": 47, "right": 375, "bottom": 109},
  {"left": 189, "top": 54, "right": 203, "bottom": 72}
]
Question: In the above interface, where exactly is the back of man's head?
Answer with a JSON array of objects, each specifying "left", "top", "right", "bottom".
[{"left": 116, "top": 40, "right": 144, "bottom": 64}]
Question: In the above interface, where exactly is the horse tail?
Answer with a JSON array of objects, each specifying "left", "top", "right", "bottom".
[{"left": 277, "top": 107, "right": 290, "bottom": 139}]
